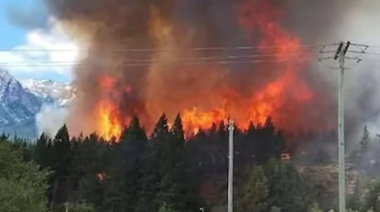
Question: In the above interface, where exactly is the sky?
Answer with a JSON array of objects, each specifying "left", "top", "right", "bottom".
[{"left": 0, "top": 0, "right": 77, "bottom": 82}]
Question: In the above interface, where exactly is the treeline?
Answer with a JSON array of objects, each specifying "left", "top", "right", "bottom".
[
  {"left": 33, "top": 114, "right": 286, "bottom": 211},
  {"left": 2, "top": 114, "right": 380, "bottom": 212}
]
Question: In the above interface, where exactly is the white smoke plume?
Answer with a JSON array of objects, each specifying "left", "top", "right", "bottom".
[{"left": 36, "top": 104, "right": 68, "bottom": 138}]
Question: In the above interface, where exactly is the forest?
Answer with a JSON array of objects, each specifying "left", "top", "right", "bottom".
[{"left": 2, "top": 113, "right": 380, "bottom": 212}]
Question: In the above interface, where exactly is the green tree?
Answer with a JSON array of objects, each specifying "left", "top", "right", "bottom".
[
  {"left": 70, "top": 203, "right": 95, "bottom": 212},
  {"left": 360, "top": 126, "right": 370, "bottom": 153},
  {"left": 9, "top": 137, "right": 33, "bottom": 161},
  {"left": 158, "top": 203, "right": 178, "bottom": 212},
  {"left": 364, "top": 179, "right": 380, "bottom": 212},
  {"left": 136, "top": 114, "right": 169, "bottom": 212},
  {"left": 102, "top": 115, "right": 148, "bottom": 211},
  {"left": 264, "top": 160, "right": 308, "bottom": 212},
  {"left": 71, "top": 134, "right": 106, "bottom": 208},
  {"left": 307, "top": 203, "right": 324, "bottom": 212},
  {"left": 154, "top": 114, "right": 201, "bottom": 211},
  {"left": 235, "top": 165, "right": 269, "bottom": 212},
  {"left": 171, "top": 113, "right": 185, "bottom": 143},
  {"left": 254, "top": 117, "right": 285, "bottom": 163},
  {"left": 137, "top": 114, "right": 201, "bottom": 212},
  {"left": 33, "top": 133, "right": 52, "bottom": 169},
  {"left": 51, "top": 124, "right": 72, "bottom": 176},
  {"left": 0, "top": 138, "right": 49, "bottom": 212},
  {"left": 348, "top": 177, "right": 367, "bottom": 211},
  {"left": 49, "top": 125, "right": 73, "bottom": 207},
  {"left": 270, "top": 206, "right": 282, "bottom": 212}
]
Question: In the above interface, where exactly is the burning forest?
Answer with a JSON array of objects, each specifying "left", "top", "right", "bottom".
[
  {"left": 7, "top": 1, "right": 380, "bottom": 211},
  {"left": 43, "top": 0, "right": 356, "bottom": 140}
]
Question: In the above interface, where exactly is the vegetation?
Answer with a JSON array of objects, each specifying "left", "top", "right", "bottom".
[
  {"left": 2, "top": 115, "right": 380, "bottom": 211},
  {"left": 0, "top": 136, "right": 49, "bottom": 212}
]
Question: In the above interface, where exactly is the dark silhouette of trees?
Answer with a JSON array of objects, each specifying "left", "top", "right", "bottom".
[{"left": 22, "top": 114, "right": 315, "bottom": 211}]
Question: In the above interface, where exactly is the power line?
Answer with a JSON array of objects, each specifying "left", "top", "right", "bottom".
[
  {"left": 0, "top": 58, "right": 311, "bottom": 68},
  {"left": 122, "top": 52, "right": 307, "bottom": 63},
  {"left": 0, "top": 52, "right": 308, "bottom": 65},
  {"left": 0, "top": 51, "right": 311, "bottom": 67},
  {"left": 0, "top": 44, "right": 321, "bottom": 53}
]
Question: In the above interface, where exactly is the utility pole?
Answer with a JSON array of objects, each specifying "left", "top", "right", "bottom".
[
  {"left": 64, "top": 202, "right": 69, "bottom": 212},
  {"left": 336, "top": 41, "right": 350, "bottom": 212},
  {"left": 227, "top": 119, "right": 234, "bottom": 212},
  {"left": 319, "top": 41, "right": 368, "bottom": 212},
  {"left": 320, "top": 41, "right": 353, "bottom": 212}
]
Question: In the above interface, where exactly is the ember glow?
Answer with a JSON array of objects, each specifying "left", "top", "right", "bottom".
[{"left": 50, "top": 0, "right": 335, "bottom": 140}]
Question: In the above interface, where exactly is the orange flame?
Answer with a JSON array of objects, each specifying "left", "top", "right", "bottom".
[
  {"left": 89, "top": 1, "right": 327, "bottom": 141},
  {"left": 179, "top": 0, "right": 314, "bottom": 134},
  {"left": 97, "top": 100, "right": 123, "bottom": 141},
  {"left": 182, "top": 107, "right": 227, "bottom": 134}
]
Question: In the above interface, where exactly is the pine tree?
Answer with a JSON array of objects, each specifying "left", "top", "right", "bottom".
[
  {"left": 263, "top": 116, "right": 275, "bottom": 136},
  {"left": 209, "top": 123, "right": 217, "bottom": 136},
  {"left": 136, "top": 114, "right": 170, "bottom": 212},
  {"left": 50, "top": 124, "right": 73, "bottom": 207},
  {"left": 254, "top": 117, "right": 284, "bottom": 163},
  {"left": 154, "top": 114, "right": 201, "bottom": 212},
  {"left": 171, "top": 113, "right": 185, "bottom": 146},
  {"left": 360, "top": 126, "right": 370, "bottom": 154},
  {"left": 151, "top": 113, "right": 169, "bottom": 139},
  {"left": 137, "top": 114, "right": 201, "bottom": 212},
  {"left": 33, "top": 133, "right": 52, "bottom": 169},
  {"left": 52, "top": 125, "right": 72, "bottom": 176},
  {"left": 103, "top": 115, "right": 148, "bottom": 211},
  {"left": 71, "top": 133, "right": 107, "bottom": 208}
]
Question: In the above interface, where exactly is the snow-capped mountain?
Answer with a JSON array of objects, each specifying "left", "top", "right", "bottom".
[
  {"left": 0, "top": 69, "right": 43, "bottom": 137},
  {"left": 20, "top": 79, "right": 75, "bottom": 107},
  {"left": 0, "top": 69, "right": 75, "bottom": 138}
]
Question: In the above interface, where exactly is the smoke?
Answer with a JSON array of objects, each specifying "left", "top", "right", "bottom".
[
  {"left": 41, "top": 0, "right": 380, "bottom": 139},
  {"left": 314, "top": 1, "right": 380, "bottom": 144},
  {"left": 35, "top": 104, "right": 68, "bottom": 138}
]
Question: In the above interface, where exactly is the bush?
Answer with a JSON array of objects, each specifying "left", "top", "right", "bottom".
[{"left": 0, "top": 139, "right": 49, "bottom": 212}]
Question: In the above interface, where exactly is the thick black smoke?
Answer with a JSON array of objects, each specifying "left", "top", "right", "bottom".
[{"left": 43, "top": 0, "right": 380, "bottom": 144}]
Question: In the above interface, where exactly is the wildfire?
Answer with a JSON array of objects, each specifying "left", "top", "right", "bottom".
[
  {"left": 178, "top": 0, "right": 314, "bottom": 134},
  {"left": 84, "top": 0, "right": 326, "bottom": 141},
  {"left": 182, "top": 107, "right": 227, "bottom": 134},
  {"left": 97, "top": 100, "right": 123, "bottom": 141}
]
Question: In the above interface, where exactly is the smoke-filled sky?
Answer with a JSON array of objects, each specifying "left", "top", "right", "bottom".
[
  {"left": 0, "top": 0, "right": 75, "bottom": 81},
  {"left": 3, "top": 0, "right": 380, "bottom": 140}
]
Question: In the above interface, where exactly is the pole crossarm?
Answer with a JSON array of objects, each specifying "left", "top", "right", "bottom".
[{"left": 350, "top": 43, "right": 370, "bottom": 53}]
